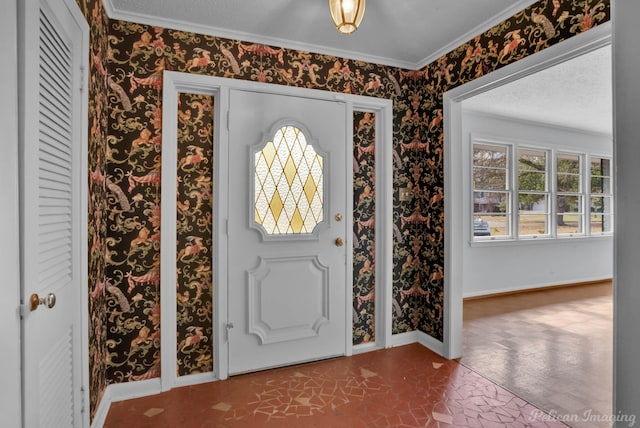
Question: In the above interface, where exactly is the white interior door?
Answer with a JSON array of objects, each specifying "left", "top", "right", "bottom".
[
  {"left": 20, "top": 0, "right": 86, "bottom": 426},
  {"left": 227, "top": 89, "right": 348, "bottom": 374}
]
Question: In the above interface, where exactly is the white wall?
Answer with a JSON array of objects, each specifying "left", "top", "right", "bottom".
[
  {"left": 0, "top": 1, "right": 23, "bottom": 426},
  {"left": 460, "top": 110, "right": 613, "bottom": 297},
  {"left": 612, "top": 0, "right": 640, "bottom": 421}
]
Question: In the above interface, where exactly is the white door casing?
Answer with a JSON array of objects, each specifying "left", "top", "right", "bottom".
[
  {"left": 442, "top": 23, "right": 611, "bottom": 359},
  {"left": 161, "top": 72, "right": 393, "bottom": 385},
  {"left": 19, "top": 0, "right": 88, "bottom": 426},
  {"left": 227, "top": 90, "right": 348, "bottom": 374}
]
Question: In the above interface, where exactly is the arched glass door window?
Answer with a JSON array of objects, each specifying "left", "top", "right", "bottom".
[{"left": 254, "top": 125, "right": 324, "bottom": 235}]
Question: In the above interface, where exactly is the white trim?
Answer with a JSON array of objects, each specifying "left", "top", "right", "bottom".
[
  {"left": 106, "top": 378, "right": 162, "bottom": 403},
  {"left": 345, "top": 102, "right": 355, "bottom": 357},
  {"left": 0, "top": 2, "right": 22, "bottom": 426},
  {"left": 161, "top": 72, "right": 393, "bottom": 390},
  {"left": 416, "top": 331, "right": 445, "bottom": 357},
  {"left": 352, "top": 342, "right": 381, "bottom": 355},
  {"left": 174, "top": 372, "right": 218, "bottom": 388},
  {"left": 160, "top": 81, "right": 219, "bottom": 391},
  {"left": 443, "top": 22, "right": 612, "bottom": 360},
  {"left": 389, "top": 331, "right": 419, "bottom": 348},
  {"left": 387, "top": 331, "right": 445, "bottom": 357},
  {"left": 415, "top": 0, "right": 539, "bottom": 69},
  {"left": 159, "top": 82, "right": 178, "bottom": 392},
  {"left": 89, "top": 379, "right": 167, "bottom": 428},
  {"left": 104, "top": 0, "right": 538, "bottom": 71},
  {"left": 463, "top": 276, "right": 613, "bottom": 299},
  {"left": 90, "top": 387, "right": 111, "bottom": 428},
  {"left": 68, "top": 0, "right": 91, "bottom": 422}
]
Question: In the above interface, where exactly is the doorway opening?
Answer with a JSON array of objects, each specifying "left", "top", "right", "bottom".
[{"left": 443, "top": 22, "right": 612, "bottom": 426}]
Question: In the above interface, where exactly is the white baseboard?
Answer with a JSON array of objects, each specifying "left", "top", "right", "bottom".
[
  {"left": 90, "top": 378, "right": 162, "bottom": 428},
  {"left": 352, "top": 341, "right": 381, "bottom": 355},
  {"left": 388, "top": 330, "right": 445, "bottom": 357},
  {"left": 462, "top": 276, "right": 612, "bottom": 299},
  {"left": 416, "top": 330, "right": 445, "bottom": 357},
  {"left": 90, "top": 386, "right": 111, "bottom": 428},
  {"left": 174, "top": 372, "right": 218, "bottom": 388},
  {"left": 389, "top": 331, "right": 418, "bottom": 347}
]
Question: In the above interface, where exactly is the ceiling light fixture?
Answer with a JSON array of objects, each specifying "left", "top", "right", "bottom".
[{"left": 329, "top": 0, "right": 366, "bottom": 34}]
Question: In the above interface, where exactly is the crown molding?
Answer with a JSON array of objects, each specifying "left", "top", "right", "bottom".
[
  {"left": 102, "top": 0, "right": 542, "bottom": 70},
  {"left": 102, "top": 0, "right": 417, "bottom": 69},
  {"left": 415, "top": 0, "right": 539, "bottom": 69}
]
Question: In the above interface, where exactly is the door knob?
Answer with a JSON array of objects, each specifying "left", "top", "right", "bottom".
[
  {"left": 335, "top": 237, "right": 344, "bottom": 247},
  {"left": 29, "top": 293, "right": 56, "bottom": 312}
]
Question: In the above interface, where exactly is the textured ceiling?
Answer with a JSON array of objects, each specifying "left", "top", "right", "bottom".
[
  {"left": 106, "top": 0, "right": 538, "bottom": 69},
  {"left": 463, "top": 45, "right": 612, "bottom": 135}
]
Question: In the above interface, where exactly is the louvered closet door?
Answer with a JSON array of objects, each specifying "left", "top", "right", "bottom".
[{"left": 20, "top": 0, "right": 85, "bottom": 426}]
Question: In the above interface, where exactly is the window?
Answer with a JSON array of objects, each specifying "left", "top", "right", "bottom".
[
  {"left": 471, "top": 138, "right": 612, "bottom": 242},
  {"left": 254, "top": 125, "right": 324, "bottom": 235},
  {"left": 556, "top": 152, "right": 583, "bottom": 235},
  {"left": 518, "top": 148, "right": 549, "bottom": 236},
  {"left": 590, "top": 156, "right": 613, "bottom": 234},
  {"left": 472, "top": 143, "right": 510, "bottom": 237}
]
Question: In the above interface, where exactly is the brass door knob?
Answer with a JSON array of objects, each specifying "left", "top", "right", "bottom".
[
  {"left": 335, "top": 237, "right": 344, "bottom": 247},
  {"left": 29, "top": 293, "right": 56, "bottom": 312}
]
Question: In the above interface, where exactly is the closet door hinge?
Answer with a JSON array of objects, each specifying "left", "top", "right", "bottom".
[{"left": 80, "top": 387, "right": 86, "bottom": 414}]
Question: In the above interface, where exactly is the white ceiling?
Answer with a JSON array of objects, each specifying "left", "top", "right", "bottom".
[
  {"left": 106, "top": 0, "right": 538, "bottom": 69},
  {"left": 106, "top": 0, "right": 612, "bottom": 134},
  {"left": 463, "top": 45, "right": 612, "bottom": 135}
]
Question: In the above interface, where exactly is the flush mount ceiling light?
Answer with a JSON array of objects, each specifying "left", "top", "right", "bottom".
[{"left": 329, "top": 0, "right": 366, "bottom": 34}]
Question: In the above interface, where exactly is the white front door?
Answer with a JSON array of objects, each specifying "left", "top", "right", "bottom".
[
  {"left": 20, "top": 0, "right": 86, "bottom": 426},
  {"left": 227, "top": 89, "right": 348, "bottom": 374}
]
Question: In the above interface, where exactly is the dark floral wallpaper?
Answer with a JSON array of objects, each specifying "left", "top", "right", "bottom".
[
  {"left": 353, "top": 111, "right": 376, "bottom": 345},
  {"left": 75, "top": 0, "right": 609, "bottom": 421},
  {"left": 176, "top": 92, "right": 215, "bottom": 376}
]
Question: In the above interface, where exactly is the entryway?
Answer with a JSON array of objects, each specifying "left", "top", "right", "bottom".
[
  {"left": 226, "top": 89, "right": 349, "bottom": 374},
  {"left": 160, "top": 72, "right": 394, "bottom": 387}
]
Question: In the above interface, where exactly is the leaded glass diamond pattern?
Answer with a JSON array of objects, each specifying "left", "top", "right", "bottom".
[{"left": 254, "top": 126, "right": 324, "bottom": 234}]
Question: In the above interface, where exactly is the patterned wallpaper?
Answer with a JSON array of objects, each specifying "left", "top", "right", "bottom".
[
  {"left": 353, "top": 111, "right": 376, "bottom": 345},
  {"left": 176, "top": 92, "right": 215, "bottom": 376},
  {"left": 75, "top": 0, "right": 610, "bottom": 421}
]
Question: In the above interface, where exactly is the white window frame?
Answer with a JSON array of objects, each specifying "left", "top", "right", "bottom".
[
  {"left": 587, "top": 154, "right": 614, "bottom": 236},
  {"left": 471, "top": 137, "right": 614, "bottom": 243},
  {"left": 517, "top": 146, "right": 551, "bottom": 239},
  {"left": 471, "top": 140, "right": 512, "bottom": 240}
]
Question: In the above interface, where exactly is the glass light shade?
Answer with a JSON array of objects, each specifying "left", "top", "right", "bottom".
[{"left": 329, "top": 0, "right": 366, "bottom": 34}]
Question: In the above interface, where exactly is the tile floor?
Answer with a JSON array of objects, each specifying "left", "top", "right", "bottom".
[
  {"left": 461, "top": 281, "right": 613, "bottom": 428},
  {"left": 104, "top": 343, "right": 568, "bottom": 427}
]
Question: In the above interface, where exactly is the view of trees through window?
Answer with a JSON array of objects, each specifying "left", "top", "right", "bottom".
[{"left": 472, "top": 140, "right": 613, "bottom": 240}]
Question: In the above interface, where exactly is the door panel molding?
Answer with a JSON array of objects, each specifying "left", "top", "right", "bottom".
[
  {"left": 248, "top": 255, "right": 330, "bottom": 344},
  {"left": 161, "top": 71, "right": 393, "bottom": 387}
]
